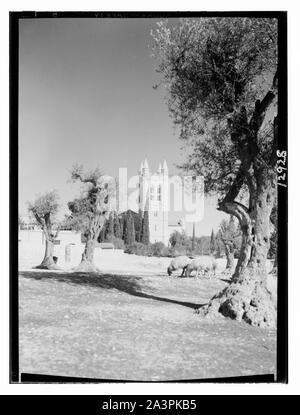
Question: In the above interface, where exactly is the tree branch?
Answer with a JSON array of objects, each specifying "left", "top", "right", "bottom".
[
  {"left": 249, "top": 70, "right": 278, "bottom": 134},
  {"left": 218, "top": 200, "right": 250, "bottom": 228}
]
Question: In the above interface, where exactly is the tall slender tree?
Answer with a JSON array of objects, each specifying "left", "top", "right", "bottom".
[
  {"left": 106, "top": 211, "right": 115, "bottom": 239},
  {"left": 114, "top": 212, "right": 122, "bottom": 239},
  {"left": 210, "top": 229, "right": 216, "bottom": 256},
  {"left": 141, "top": 210, "right": 150, "bottom": 245},
  {"left": 121, "top": 214, "right": 126, "bottom": 240},
  {"left": 215, "top": 230, "right": 223, "bottom": 258},
  {"left": 136, "top": 209, "right": 143, "bottom": 242},
  {"left": 219, "top": 216, "right": 241, "bottom": 272},
  {"left": 124, "top": 210, "right": 135, "bottom": 245},
  {"left": 192, "top": 223, "right": 196, "bottom": 252}
]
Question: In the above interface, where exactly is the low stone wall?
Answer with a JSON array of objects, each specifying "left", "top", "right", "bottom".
[{"left": 19, "top": 230, "right": 83, "bottom": 270}]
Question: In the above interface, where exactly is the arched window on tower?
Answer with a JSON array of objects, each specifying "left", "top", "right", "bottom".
[{"left": 157, "top": 185, "right": 162, "bottom": 201}]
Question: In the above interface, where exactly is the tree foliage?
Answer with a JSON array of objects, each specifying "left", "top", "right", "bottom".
[
  {"left": 28, "top": 190, "right": 60, "bottom": 234},
  {"left": 152, "top": 17, "right": 277, "bottom": 198},
  {"left": 136, "top": 209, "right": 143, "bottom": 242},
  {"left": 169, "top": 230, "right": 190, "bottom": 249},
  {"left": 68, "top": 165, "right": 111, "bottom": 235},
  {"left": 219, "top": 216, "right": 242, "bottom": 269},
  {"left": 210, "top": 229, "right": 216, "bottom": 255},
  {"left": 141, "top": 210, "right": 150, "bottom": 245},
  {"left": 114, "top": 212, "right": 122, "bottom": 239},
  {"left": 107, "top": 211, "right": 115, "bottom": 238},
  {"left": 124, "top": 210, "right": 136, "bottom": 246},
  {"left": 68, "top": 164, "right": 112, "bottom": 268},
  {"left": 152, "top": 18, "right": 279, "bottom": 327},
  {"left": 27, "top": 190, "right": 60, "bottom": 269}
]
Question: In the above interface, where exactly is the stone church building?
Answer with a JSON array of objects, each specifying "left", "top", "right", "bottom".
[{"left": 138, "top": 159, "right": 185, "bottom": 245}]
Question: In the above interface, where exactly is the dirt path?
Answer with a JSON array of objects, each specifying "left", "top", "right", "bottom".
[{"left": 19, "top": 267, "right": 276, "bottom": 381}]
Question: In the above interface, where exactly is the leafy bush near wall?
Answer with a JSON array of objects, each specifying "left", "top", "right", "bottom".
[
  {"left": 124, "top": 242, "right": 189, "bottom": 258},
  {"left": 124, "top": 242, "right": 149, "bottom": 256},
  {"left": 149, "top": 242, "right": 166, "bottom": 257},
  {"left": 105, "top": 236, "right": 125, "bottom": 249}
]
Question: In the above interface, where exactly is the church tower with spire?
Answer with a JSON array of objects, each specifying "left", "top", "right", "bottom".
[{"left": 139, "top": 158, "right": 169, "bottom": 245}]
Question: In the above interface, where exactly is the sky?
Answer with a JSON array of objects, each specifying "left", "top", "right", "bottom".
[{"left": 19, "top": 17, "right": 227, "bottom": 236}]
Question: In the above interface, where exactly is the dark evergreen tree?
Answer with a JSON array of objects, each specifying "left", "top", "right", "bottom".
[
  {"left": 210, "top": 229, "right": 216, "bottom": 256},
  {"left": 192, "top": 223, "right": 196, "bottom": 252},
  {"left": 219, "top": 216, "right": 242, "bottom": 271},
  {"left": 121, "top": 214, "right": 126, "bottom": 240},
  {"left": 215, "top": 230, "right": 223, "bottom": 258},
  {"left": 106, "top": 211, "right": 115, "bottom": 238},
  {"left": 98, "top": 220, "right": 107, "bottom": 242},
  {"left": 141, "top": 210, "right": 150, "bottom": 245},
  {"left": 124, "top": 210, "right": 135, "bottom": 245},
  {"left": 136, "top": 209, "right": 143, "bottom": 242},
  {"left": 114, "top": 212, "right": 121, "bottom": 239}
]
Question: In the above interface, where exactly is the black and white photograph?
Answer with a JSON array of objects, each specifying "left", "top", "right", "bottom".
[{"left": 11, "top": 11, "right": 287, "bottom": 383}]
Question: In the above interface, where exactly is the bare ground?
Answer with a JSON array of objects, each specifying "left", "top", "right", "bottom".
[{"left": 19, "top": 262, "right": 277, "bottom": 381}]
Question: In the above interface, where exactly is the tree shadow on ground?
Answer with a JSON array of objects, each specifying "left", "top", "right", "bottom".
[{"left": 19, "top": 271, "right": 205, "bottom": 310}]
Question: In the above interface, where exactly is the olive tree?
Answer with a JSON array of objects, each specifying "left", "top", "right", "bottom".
[
  {"left": 152, "top": 18, "right": 278, "bottom": 327},
  {"left": 67, "top": 165, "right": 113, "bottom": 272},
  {"left": 28, "top": 190, "right": 60, "bottom": 269}
]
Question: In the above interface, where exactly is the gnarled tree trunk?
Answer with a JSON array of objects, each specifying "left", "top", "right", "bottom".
[
  {"left": 74, "top": 214, "right": 105, "bottom": 273},
  {"left": 199, "top": 76, "right": 278, "bottom": 328},
  {"left": 201, "top": 170, "right": 277, "bottom": 328},
  {"left": 74, "top": 237, "right": 98, "bottom": 272},
  {"left": 35, "top": 228, "right": 59, "bottom": 270}
]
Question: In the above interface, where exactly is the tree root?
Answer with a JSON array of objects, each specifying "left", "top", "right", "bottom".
[
  {"left": 72, "top": 260, "right": 100, "bottom": 273},
  {"left": 34, "top": 258, "right": 60, "bottom": 270},
  {"left": 198, "top": 278, "right": 277, "bottom": 328}
]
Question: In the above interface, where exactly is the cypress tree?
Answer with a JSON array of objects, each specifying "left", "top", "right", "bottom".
[
  {"left": 192, "top": 223, "right": 196, "bottom": 252},
  {"left": 98, "top": 220, "right": 107, "bottom": 242},
  {"left": 107, "top": 211, "right": 114, "bottom": 238},
  {"left": 119, "top": 214, "right": 124, "bottom": 239},
  {"left": 136, "top": 209, "right": 143, "bottom": 242},
  {"left": 114, "top": 212, "right": 121, "bottom": 239},
  {"left": 215, "top": 230, "right": 223, "bottom": 258},
  {"left": 124, "top": 210, "right": 135, "bottom": 245},
  {"left": 210, "top": 229, "right": 216, "bottom": 256},
  {"left": 121, "top": 214, "right": 126, "bottom": 240},
  {"left": 141, "top": 210, "right": 150, "bottom": 245}
]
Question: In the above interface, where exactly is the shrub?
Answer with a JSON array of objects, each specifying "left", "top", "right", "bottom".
[
  {"left": 105, "top": 235, "right": 124, "bottom": 249},
  {"left": 124, "top": 242, "right": 148, "bottom": 256},
  {"left": 161, "top": 246, "right": 178, "bottom": 257},
  {"left": 169, "top": 230, "right": 190, "bottom": 249},
  {"left": 149, "top": 242, "right": 166, "bottom": 257},
  {"left": 124, "top": 242, "right": 189, "bottom": 258},
  {"left": 172, "top": 246, "right": 188, "bottom": 257}
]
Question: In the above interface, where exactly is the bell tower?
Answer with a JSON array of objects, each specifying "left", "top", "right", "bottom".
[{"left": 138, "top": 159, "right": 169, "bottom": 245}]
